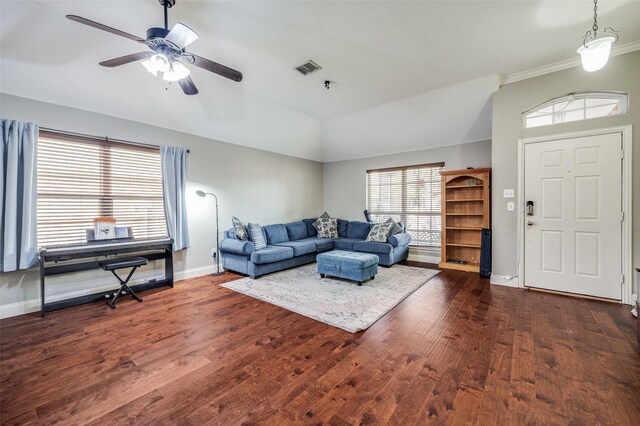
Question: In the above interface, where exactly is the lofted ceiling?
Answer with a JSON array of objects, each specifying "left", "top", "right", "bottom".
[{"left": 1, "top": 0, "right": 639, "bottom": 162}]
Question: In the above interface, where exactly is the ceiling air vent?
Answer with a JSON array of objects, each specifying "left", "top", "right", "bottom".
[{"left": 295, "top": 60, "right": 322, "bottom": 75}]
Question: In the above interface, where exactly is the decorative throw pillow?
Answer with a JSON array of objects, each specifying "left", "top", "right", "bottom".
[
  {"left": 366, "top": 223, "right": 393, "bottom": 242},
  {"left": 232, "top": 216, "right": 248, "bottom": 241},
  {"left": 247, "top": 223, "right": 267, "bottom": 250},
  {"left": 384, "top": 217, "right": 404, "bottom": 235},
  {"left": 315, "top": 218, "right": 338, "bottom": 238},
  {"left": 312, "top": 211, "right": 332, "bottom": 231}
]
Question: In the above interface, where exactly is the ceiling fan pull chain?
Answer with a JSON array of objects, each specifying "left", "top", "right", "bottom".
[{"left": 592, "top": 0, "right": 598, "bottom": 38}]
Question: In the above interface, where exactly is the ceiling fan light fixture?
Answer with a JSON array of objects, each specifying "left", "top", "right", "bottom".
[
  {"left": 150, "top": 53, "right": 171, "bottom": 73},
  {"left": 163, "top": 61, "right": 190, "bottom": 82},
  {"left": 66, "top": 0, "right": 243, "bottom": 96},
  {"left": 577, "top": 0, "right": 619, "bottom": 72},
  {"left": 577, "top": 36, "right": 616, "bottom": 72}
]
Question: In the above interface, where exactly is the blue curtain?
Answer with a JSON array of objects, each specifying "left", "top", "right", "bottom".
[
  {"left": 160, "top": 146, "right": 189, "bottom": 251},
  {"left": 1, "top": 119, "right": 39, "bottom": 272}
]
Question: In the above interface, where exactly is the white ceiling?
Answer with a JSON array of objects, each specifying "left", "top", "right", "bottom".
[{"left": 1, "top": 0, "right": 640, "bottom": 162}]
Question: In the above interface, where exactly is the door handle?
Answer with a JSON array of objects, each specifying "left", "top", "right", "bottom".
[{"left": 526, "top": 220, "right": 534, "bottom": 226}]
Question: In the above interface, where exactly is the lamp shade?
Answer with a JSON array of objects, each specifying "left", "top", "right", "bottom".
[
  {"left": 195, "top": 190, "right": 206, "bottom": 197},
  {"left": 577, "top": 36, "right": 616, "bottom": 72},
  {"left": 141, "top": 59, "right": 158, "bottom": 76},
  {"left": 150, "top": 53, "right": 171, "bottom": 73},
  {"left": 163, "top": 61, "right": 190, "bottom": 82}
]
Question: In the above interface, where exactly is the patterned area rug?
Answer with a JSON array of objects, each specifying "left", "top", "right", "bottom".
[{"left": 221, "top": 263, "right": 440, "bottom": 333}]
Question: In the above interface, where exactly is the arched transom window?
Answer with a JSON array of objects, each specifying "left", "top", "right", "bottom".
[{"left": 523, "top": 92, "right": 628, "bottom": 129}]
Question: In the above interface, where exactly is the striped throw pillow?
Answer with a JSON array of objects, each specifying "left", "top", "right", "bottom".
[
  {"left": 384, "top": 217, "right": 404, "bottom": 235},
  {"left": 248, "top": 223, "right": 267, "bottom": 250}
]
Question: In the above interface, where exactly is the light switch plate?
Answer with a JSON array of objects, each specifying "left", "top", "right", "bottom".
[
  {"left": 507, "top": 202, "right": 515, "bottom": 211},
  {"left": 503, "top": 189, "right": 515, "bottom": 198}
]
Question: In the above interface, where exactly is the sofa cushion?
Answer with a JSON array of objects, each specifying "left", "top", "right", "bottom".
[
  {"left": 298, "top": 237, "right": 334, "bottom": 252},
  {"left": 347, "top": 221, "right": 372, "bottom": 240},
  {"left": 232, "top": 216, "right": 249, "bottom": 241},
  {"left": 263, "top": 224, "right": 289, "bottom": 245},
  {"left": 366, "top": 222, "right": 393, "bottom": 242},
  {"left": 337, "top": 219, "right": 349, "bottom": 238},
  {"left": 353, "top": 240, "right": 393, "bottom": 255},
  {"left": 250, "top": 245, "right": 294, "bottom": 264},
  {"left": 333, "top": 238, "right": 360, "bottom": 251},
  {"left": 315, "top": 239, "right": 334, "bottom": 252},
  {"left": 274, "top": 241, "right": 316, "bottom": 257},
  {"left": 247, "top": 223, "right": 267, "bottom": 250},
  {"left": 302, "top": 218, "right": 318, "bottom": 237},
  {"left": 315, "top": 217, "right": 338, "bottom": 238},
  {"left": 285, "top": 221, "right": 309, "bottom": 241}
]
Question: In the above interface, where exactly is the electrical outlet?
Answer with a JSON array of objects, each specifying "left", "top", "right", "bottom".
[
  {"left": 507, "top": 202, "right": 515, "bottom": 211},
  {"left": 503, "top": 189, "right": 515, "bottom": 199}
]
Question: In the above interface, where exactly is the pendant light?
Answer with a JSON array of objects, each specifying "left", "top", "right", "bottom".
[{"left": 577, "top": 0, "right": 619, "bottom": 72}]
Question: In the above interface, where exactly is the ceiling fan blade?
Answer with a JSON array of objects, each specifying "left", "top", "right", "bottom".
[
  {"left": 165, "top": 23, "right": 199, "bottom": 50},
  {"left": 190, "top": 54, "right": 243, "bottom": 82},
  {"left": 178, "top": 76, "right": 199, "bottom": 95},
  {"left": 66, "top": 15, "right": 145, "bottom": 43},
  {"left": 99, "top": 52, "right": 152, "bottom": 67}
]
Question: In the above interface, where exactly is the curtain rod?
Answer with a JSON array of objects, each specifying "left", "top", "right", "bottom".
[{"left": 39, "top": 127, "right": 190, "bottom": 154}]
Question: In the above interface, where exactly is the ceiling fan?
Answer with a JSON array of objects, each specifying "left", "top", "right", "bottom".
[{"left": 66, "top": 0, "right": 242, "bottom": 95}]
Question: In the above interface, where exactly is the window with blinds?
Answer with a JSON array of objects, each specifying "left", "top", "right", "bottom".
[
  {"left": 366, "top": 162, "right": 444, "bottom": 247},
  {"left": 37, "top": 131, "right": 167, "bottom": 247}
]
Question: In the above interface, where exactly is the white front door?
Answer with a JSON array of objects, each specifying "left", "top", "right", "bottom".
[{"left": 523, "top": 133, "right": 622, "bottom": 300}]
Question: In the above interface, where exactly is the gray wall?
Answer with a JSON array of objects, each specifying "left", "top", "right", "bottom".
[
  {"left": 492, "top": 50, "right": 639, "bottom": 294},
  {"left": 324, "top": 140, "right": 491, "bottom": 220},
  {"left": 0, "top": 93, "right": 324, "bottom": 314},
  {"left": 323, "top": 140, "right": 492, "bottom": 261}
]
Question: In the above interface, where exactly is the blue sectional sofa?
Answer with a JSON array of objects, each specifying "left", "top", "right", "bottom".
[{"left": 220, "top": 219, "right": 411, "bottom": 278}]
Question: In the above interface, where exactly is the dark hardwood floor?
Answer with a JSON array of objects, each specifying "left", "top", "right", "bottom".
[{"left": 1, "top": 266, "right": 639, "bottom": 425}]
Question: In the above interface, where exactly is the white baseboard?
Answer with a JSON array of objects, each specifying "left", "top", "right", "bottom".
[
  {"left": 0, "top": 299, "right": 42, "bottom": 319},
  {"left": 0, "top": 265, "right": 216, "bottom": 319},
  {"left": 408, "top": 250, "right": 440, "bottom": 264},
  {"left": 490, "top": 274, "right": 520, "bottom": 288},
  {"left": 175, "top": 265, "right": 215, "bottom": 281}
]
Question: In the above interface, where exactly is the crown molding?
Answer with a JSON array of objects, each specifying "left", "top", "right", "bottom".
[{"left": 498, "top": 40, "right": 640, "bottom": 86}]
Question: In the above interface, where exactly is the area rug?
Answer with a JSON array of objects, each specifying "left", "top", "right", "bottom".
[{"left": 221, "top": 263, "right": 439, "bottom": 333}]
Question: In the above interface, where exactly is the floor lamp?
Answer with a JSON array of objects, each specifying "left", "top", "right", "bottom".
[{"left": 196, "top": 190, "right": 224, "bottom": 276}]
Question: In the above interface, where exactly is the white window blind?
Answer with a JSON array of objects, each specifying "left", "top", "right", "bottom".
[
  {"left": 37, "top": 131, "right": 167, "bottom": 247},
  {"left": 366, "top": 162, "right": 444, "bottom": 247}
]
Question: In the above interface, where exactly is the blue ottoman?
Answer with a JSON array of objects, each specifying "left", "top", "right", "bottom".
[{"left": 317, "top": 250, "right": 379, "bottom": 286}]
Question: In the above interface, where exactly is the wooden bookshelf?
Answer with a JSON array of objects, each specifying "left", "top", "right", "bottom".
[{"left": 439, "top": 168, "right": 491, "bottom": 273}]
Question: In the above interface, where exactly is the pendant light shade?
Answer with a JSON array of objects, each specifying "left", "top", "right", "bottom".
[
  {"left": 577, "top": 36, "right": 616, "bottom": 72},
  {"left": 577, "top": 0, "right": 619, "bottom": 72}
]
